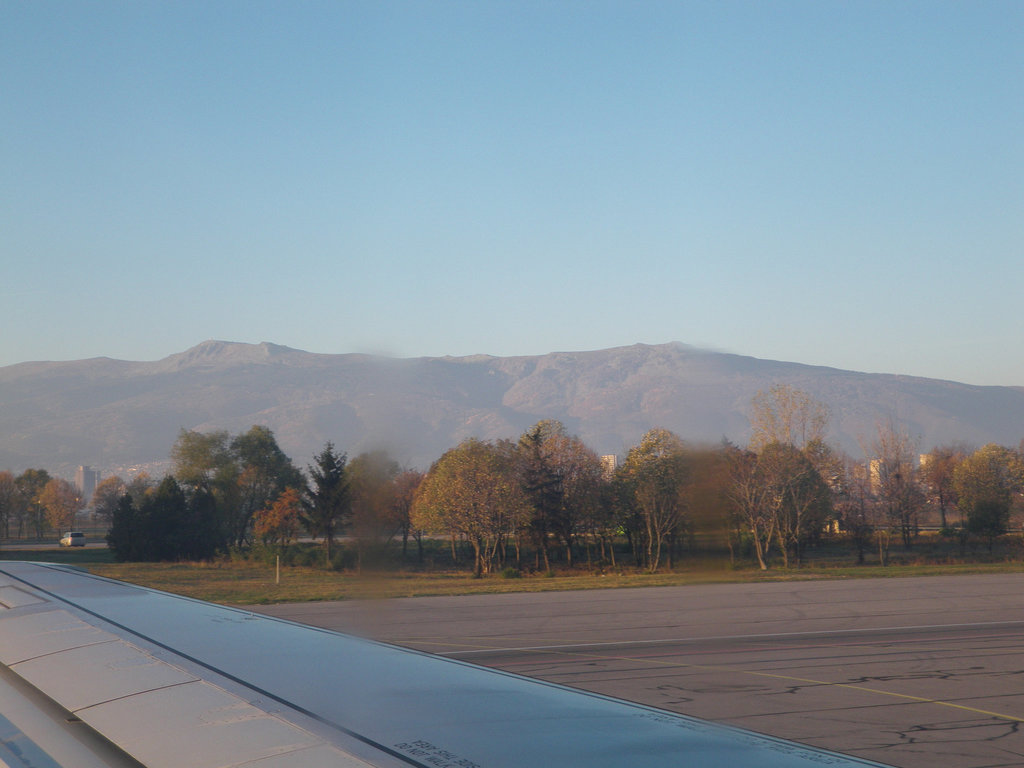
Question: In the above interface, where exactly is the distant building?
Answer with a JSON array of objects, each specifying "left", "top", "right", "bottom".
[
  {"left": 600, "top": 454, "right": 618, "bottom": 481},
  {"left": 867, "top": 457, "right": 918, "bottom": 495},
  {"left": 75, "top": 465, "right": 100, "bottom": 504},
  {"left": 868, "top": 459, "right": 882, "bottom": 494}
]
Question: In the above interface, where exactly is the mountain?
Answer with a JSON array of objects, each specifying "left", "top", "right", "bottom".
[{"left": 2, "top": 340, "right": 1023, "bottom": 478}]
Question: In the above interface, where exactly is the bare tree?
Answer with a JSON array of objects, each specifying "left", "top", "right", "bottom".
[
  {"left": 870, "top": 419, "right": 924, "bottom": 551},
  {"left": 736, "top": 387, "right": 834, "bottom": 568},
  {"left": 759, "top": 442, "right": 831, "bottom": 567},
  {"left": 749, "top": 384, "right": 829, "bottom": 453},
  {"left": 727, "top": 447, "right": 776, "bottom": 570},
  {"left": 391, "top": 470, "right": 425, "bottom": 562},
  {"left": 834, "top": 455, "right": 874, "bottom": 564},
  {"left": 91, "top": 475, "right": 127, "bottom": 525}
]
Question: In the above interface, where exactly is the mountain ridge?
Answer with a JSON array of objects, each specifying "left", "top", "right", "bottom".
[{"left": 2, "top": 340, "right": 1022, "bottom": 478}]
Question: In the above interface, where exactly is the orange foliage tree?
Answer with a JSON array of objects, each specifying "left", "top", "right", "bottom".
[{"left": 253, "top": 487, "right": 303, "bottom": 548}]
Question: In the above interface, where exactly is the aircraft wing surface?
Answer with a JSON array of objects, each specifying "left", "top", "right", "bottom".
[{"left": 0, "top": 562, "right": 891, "bottom": 768}]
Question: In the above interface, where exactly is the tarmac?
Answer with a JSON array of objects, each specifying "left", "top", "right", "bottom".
[{"left": 256, "top": 573, "right": 1024, "bottom": 768}]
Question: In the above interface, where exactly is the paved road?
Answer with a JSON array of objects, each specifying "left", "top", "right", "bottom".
[
  {"left": 1, "top": 542, "right": 107, "bottom": 551},
  {"left": 257, "top": 574, "right": 1024, "bottom": 768}
]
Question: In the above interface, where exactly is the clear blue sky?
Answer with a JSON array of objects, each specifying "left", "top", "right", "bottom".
[{"left": 3, "top": 1, "right": 1021, "bottom": 385}]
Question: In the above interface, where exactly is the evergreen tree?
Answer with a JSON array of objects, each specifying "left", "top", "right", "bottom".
[
  {"left": 106, "top": 477, "right": 224, "bottom": 562},
  {"left": 303, "top": 443, "right": 350, "bottom": 564},
  {"left": 106, "top": 494, "right": 141, "bottom": 562}
]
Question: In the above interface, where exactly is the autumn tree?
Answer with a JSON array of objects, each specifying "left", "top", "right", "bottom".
[
  {"left": 412, "top": 438, "right": 530, "bottom": 577},
  {"left": 39, "top": 478, "right": 83, "bottom": 534},
  {"left": 15, "top": 469, "right": 50, "bottom": 538},
  {"left": 619, "top": 429, "right": 690, "bottom": 572},
  {"left": 172, "top": 426, "right": 301, "bottom": 546},
  {"left": 953, "top": 444, "right": 1024, "bottom": 551},
  {"left": 920, "top": 444, "right": 968, "bottom": 530},
  {"left": 303, "top": 442, "right": 350, "bottom": 563},
  {"left": 230, "top": 426, "right": 304, "bottom": 547},
  {"left": 254, "top": 487, "right": 304, "bottom": 549},
  {"left": 0, "top": 471, "right": 16, "bottom": 538},
  {"left": 544, "top": 430, "right": 604, "bottom": 567},
  {"left": 348, "top": 450, "right": 401, "bottom": 568}
]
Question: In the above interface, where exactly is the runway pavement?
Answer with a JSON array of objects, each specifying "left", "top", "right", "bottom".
[{"left": 255, "top": 574, "right": 1024, "bottom": 768}]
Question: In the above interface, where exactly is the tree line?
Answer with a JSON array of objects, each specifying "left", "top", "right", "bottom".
[
  {"left": 95, "top": 427, "right": 426, "bottom": 566},
  {"left": 4, "top": 385, "right": 1024, "bottom": 572},
  {"left": 0, "top": 468, "right": 92, "bottom": 539}
]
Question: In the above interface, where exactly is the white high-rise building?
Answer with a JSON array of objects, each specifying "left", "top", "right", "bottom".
[
  {"left": 600, "top": 454, "right": 618, "bottom": 480},
  {"left": 75, "top": 465, "right": 100, "bottom": 504}
]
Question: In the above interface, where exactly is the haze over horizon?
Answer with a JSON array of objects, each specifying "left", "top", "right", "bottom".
[
  {"left": 8, "top": 338, "right": 1024, "bottom": 481},
  {"left": 3, "top": 3, "right": 1021, "bottom": 386},
  {"left": 6, "top": 337, "right": 1024, "bottom": 392}
]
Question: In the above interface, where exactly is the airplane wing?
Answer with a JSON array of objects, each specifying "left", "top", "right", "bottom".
[{"left": 0, "top": 561, "right": 891, "bottom": 768}]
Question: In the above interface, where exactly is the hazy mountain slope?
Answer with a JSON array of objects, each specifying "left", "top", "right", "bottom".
[{"left": 2, "top": 340, "right": 1022, "bottom": 478}]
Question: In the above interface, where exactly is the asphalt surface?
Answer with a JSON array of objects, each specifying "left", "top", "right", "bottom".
[
  {"left": 256, "top": 574, "right": 1024, "bottom": 768},
  {"left": 1, "top": 542, "right": 107, "bottom": 551}
]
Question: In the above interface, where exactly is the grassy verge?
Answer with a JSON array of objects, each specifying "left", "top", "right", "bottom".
[
  {"left": 0, "top": 548, "right": 117, "bottom": 566},
  {"left": 5, "top": 548, "right": 1024, "bottom": 605}
]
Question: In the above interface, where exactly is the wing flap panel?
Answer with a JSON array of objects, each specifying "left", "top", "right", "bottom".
[
  {"left": 0, "top": 609, "right": 115, "bottom": 664},
  {"left": 11, "top": 636, "right": 198, "bottom": 712},
  {"left": 0, "top": 585, "right": 45, "bottom": 609},
  {"left": 77, "top": 680, "right": 325, "bottom": 768}
]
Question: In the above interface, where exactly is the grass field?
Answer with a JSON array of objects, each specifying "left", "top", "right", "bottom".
[{"left": 5, "top": 546, "right": 1024, "bottom": 605}]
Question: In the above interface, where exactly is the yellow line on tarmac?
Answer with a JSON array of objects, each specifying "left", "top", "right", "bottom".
[
  {"left": 467, "top": 643, "right": 1024, "bottom": 725},
  {"left": 740, "top": 668, "right": 1024, "bottom": 723}
]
